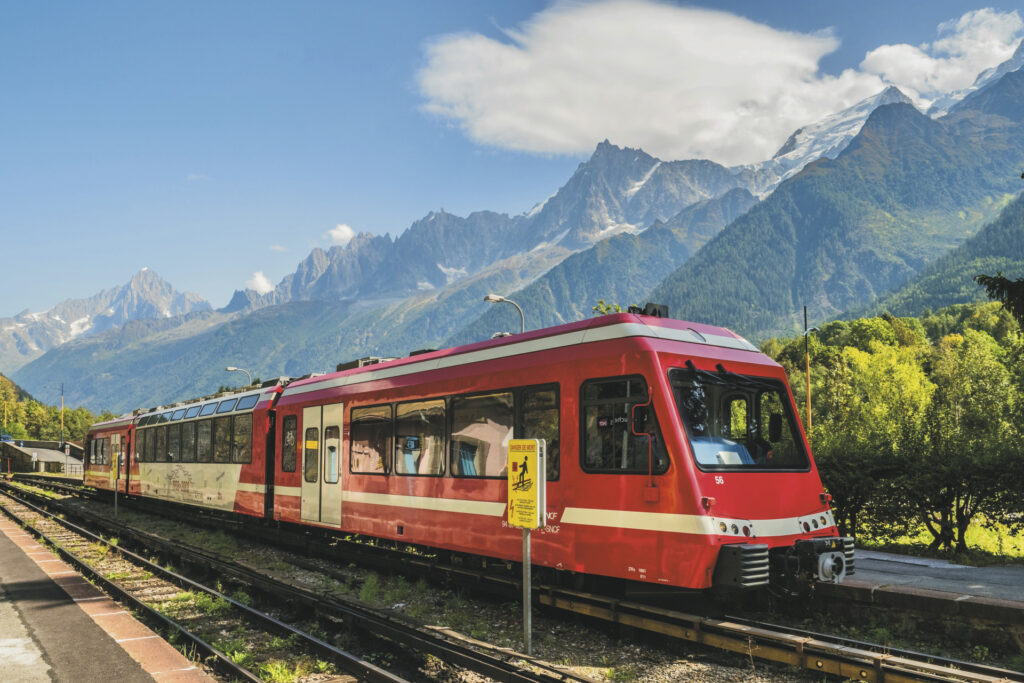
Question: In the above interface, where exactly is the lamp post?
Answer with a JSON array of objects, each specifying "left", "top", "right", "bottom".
[
  {"left": 483, "top": 294, "right": 525, "bottom": 334},
  {"left": 802, "top": 306, "right": 819, "bottom": 436},
  {"left": 225, "top": 366, "right": 253, "bottom": 386}
]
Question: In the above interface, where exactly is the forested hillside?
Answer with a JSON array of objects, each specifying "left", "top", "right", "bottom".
[
  {"left": 861, "top": 192, "right": 1024, "bottom": 317},
  {"left": 650, "top": 72, "right": 1024, "bottom": 340},
  {"left": 0, "top": 373, "right": 112, "bottom": 442}
]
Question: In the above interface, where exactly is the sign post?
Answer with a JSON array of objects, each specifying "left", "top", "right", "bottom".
[{"left": 507, "top": 438, "right": 545, "bottom": 655}]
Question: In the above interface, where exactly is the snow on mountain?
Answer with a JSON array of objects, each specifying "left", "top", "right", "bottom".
[
  {"left": 0, "top": 269, "right": 211, "bottom": 373},
  {"left": 930, "top": 39, "right": 1024, "bottom": 117},
  {"left": 740, "top": 86, "right": 914, "bottom": 195}
]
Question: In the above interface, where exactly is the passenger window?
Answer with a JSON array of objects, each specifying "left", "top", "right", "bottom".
[
  {"left": 304, "top": 427, "right": 319, "bottom": 483},
  {"left": 236, "top": 395, "right": 259, "bottom": 411},
  {"left": 324, "top": 426, "right": 340, "bottom": 483},
  {"left": 181, "top": 422, "right": 196, "bottom": 462},
  {"left": 451, "top": 392, "right": 513, "bottom": 477},
  {"left": 146, "top": 428, "right": 157, "bottom": 462},
  {"left": 213, "top": 417, "right": 232, "bottom": 463},
  {"left": 200, "top": 403, "right": 217, "bottom": 417},
  {"left": 520, "top": 387, "right": 560, "bottom": 481},
  {"left": 197, "top": 420, "right": 212, "bottom": 463},
  {"left": 233, "top": 414, "right": 252, "bottom": 464},
  {"left": 281, "top": 416, "right": 297, "bottom": 472},
  {"left": 217, "top": 399, "right": 237, "bottom": 414},
  {"left": 395, "top": 400, "right": 445, "bottom": 476},
  {"left": 581, "top": 376, "right": 668, "bottom": 474},
  {"left": 350, "top": 405, "right": 389, "bottom": 474},
  {"left": 167, "top": 424, "right": 180, "bottom": 462},
  {"left": 185, "top": 406, "right": 201, "bottom": 419},
  {"left": 156, "top": 427, "right": 168, "bottom": 463}
]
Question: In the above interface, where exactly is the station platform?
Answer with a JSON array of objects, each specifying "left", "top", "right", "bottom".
[
  {"left": 0, "top": 517, "right": 214, "bottom": 682},
  {"left": 854, "top": 549, "right": 1024, "bottom": 604}
]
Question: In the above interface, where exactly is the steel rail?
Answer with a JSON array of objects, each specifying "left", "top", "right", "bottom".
[
  {"left": 11, "top": 476, "right": 1022, "bottom": 682},
  {"left": 1, "top": 481, "right": 584, "bottom": 683},
  {"left": 0, "top": 487, "right": 405, "bottom": 683}
]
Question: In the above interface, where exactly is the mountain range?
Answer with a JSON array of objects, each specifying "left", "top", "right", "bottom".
[{"left": 8, "top": 46, "right": 1024, "bottom": 413}]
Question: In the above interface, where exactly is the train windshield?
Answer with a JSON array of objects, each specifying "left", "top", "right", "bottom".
[{"left": 668, "top": 367, "right": 809, "bottom": 471}]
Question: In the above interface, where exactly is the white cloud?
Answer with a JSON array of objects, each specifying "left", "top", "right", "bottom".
[
  {"left": 186, "top": 173, "right": 209, "bottom": 182},
  {"left": 245, "top": 271, "right": 274, "bottom": 294},
  {"left": 269, "top": 244, "right": 287, "bottom": 252},
  {"left": 418, "top": 1, "right": 1023, "bottom": 166},
  {"left": 326, "top": 223, "right": 356, "bottom": 247},
  {"left": 861, "top": 8, "right": 1023, "bottom": 97}
]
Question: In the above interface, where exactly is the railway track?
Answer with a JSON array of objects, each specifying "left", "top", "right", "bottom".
[
  {"left": 8, "top": 476, "right": 1024, "bottom": 683},
  {"left": 0, "top": 482, "right": 589, "bottom": 683}
]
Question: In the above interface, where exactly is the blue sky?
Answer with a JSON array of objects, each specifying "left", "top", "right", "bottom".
[{"left": 3, "top": 1, "right": 1023, "bottom": 316}]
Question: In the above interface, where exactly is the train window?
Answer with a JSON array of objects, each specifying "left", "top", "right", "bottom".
[
  {"left": 350, "top": 405, "right": 390, "bottom": 474},
  {"left": 519, "top": 386, "right": 560, "bottom": 481},
  {"left": 324, "top": 426, "right": 340, "bottom": 483},
  {"left": 197, "top": 420, "right": 213, "bottom": 463},
  {"left": 185, "top": 406, "right": 201, "bottom": 419},
  {"left": 213, "top": 417, "right": 232, "bottom": 463},
  {"left": 236, "top": 395, "right": 259, "bottom": 411},
  {"left": 451, "top": 392, "right": 513, "bottom": 477},
  {"left": 172, "top": 409, "right": 186, "bottom": 421},
  {"left": 146, "top": 428, "right": 157, "bottom": 462},
  {"left": 669, "top": 368, "right": 809, "bottom": 471},
  {"left": 200, "top": 403, "right": 217, "bottom": 417},
  {"left": 394, "top": 400, "right": 445, "bottom": 476},
  {"left": 167, "top": 424, "right": 181, "bottom": 462},
  {"left": 281, "top": 415, "right": 297, "bottom": 472},
  {"left": 217, "top": 399, "right": 237, "bottom": 414},
  {"left": 233, "top": 414, "right": 252, "bottom": 464},
  {"left": 161, "top": 412, "right": 172, "bottom": 423},
  {"left": 304, "top": 427, "right": 319, "bottom": 482},
  {"left": 130, "top": 433, "right": 139, "bottom": 463},
  {"left": 181, "top": 422, "right": 196, "bottom": 462},
  {"left": 156, "top": 427, "right": 168, "bottom": 463},
  {"left": 580, "top": 376, "right": 668, "bottom": 474}
]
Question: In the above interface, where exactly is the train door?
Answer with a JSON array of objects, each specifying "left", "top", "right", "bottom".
[
  {"left": 300, "top": 403, "right": 343, "bottom": 526},
  {"left": 109, "top": 434, "right": 119, "bottom": 489}
]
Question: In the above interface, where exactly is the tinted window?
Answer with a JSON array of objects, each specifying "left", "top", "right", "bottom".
[
  {"left": 185, "top": 406, "right": 201, "bottom": 419},
  {"left": 581, "top": 376, "right": 668, "bottom": 474},
  {"left": 395, "top": 400, "right": 445, "bottom": 476},
  {"left": 145, "top": 428, "right": 156, "bottom": 462},
  {"left": 304, "top": 427, "right": 319, "bottom": 482},
  {"left": 451, "top": 392, "right": 513, "bottom": 477},
  {"left": 236, "top": 394, "right": 259, "bottom": 411},
  {"left": 217, "top": 399, "right": 237, "bottom": 414},
  {"left": 213, "top": 416, "right": 232, "bottom": 463},
  {"left": 156, "top": 427, "right": 168, "bottom": 463},
  {"left": 520, "top": 386, "right": 560, "bottom": 481},
  {"left": 282, "top": 415, "right": 297, "bottom": 472},
  {"left": 200, "top": 403, "right": 217, "bottom": 417},
  {"left": 233, "top": 413, "right": 252, "bottom": 464},
  {"left": 197, "top": 420, "right": 213, "bottom": 463},
  {"left": 181, "top": 422, "right": 196, "bottom": 462},
  {"left": 324, "top": 426, "right": 340, "bottom": 483},
  {"left": 350, "top": 405, "right": 390, "bottom": 474},
  {"left": 167, "top": 424, "right": 180, "bottom": 462}
]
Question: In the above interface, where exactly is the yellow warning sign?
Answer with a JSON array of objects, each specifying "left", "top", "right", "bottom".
[{"left": 507, "top": 439, "right": 546, "bottom": 529}]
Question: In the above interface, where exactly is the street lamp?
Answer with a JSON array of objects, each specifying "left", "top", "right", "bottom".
[
  {"left": 483, "top": 294, "right": 525, "bottom": 334},
  {"left": 225, "top": 366, "right": 253, "bottom": 386}
]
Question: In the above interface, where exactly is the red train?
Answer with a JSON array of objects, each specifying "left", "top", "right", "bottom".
[{"left": 85, "top": 310, "right": 852, "bottom": 591}]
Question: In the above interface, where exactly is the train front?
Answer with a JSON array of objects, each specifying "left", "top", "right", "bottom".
[{"left": 658, "top": 349, "right": 853, "bottom": 594}]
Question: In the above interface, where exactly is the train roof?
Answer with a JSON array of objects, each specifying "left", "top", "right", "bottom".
[
  {"left": 281, "top": 312, "right": 762, "bottom": 400},
  {"left": 89, "top": 378, "right": 290, "bottom": 431}
]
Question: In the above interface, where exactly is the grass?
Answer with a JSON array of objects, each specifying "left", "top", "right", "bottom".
[{"left": 860, "top": 520, "right": 1024, "bottom": 566}]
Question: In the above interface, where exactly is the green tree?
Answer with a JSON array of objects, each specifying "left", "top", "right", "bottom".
[
  {"left": 976, "top": 272, "right": 1024, "bottom": 328},
  {"left": 907, "top": 330, "right": 1021, "bottom": 551}
]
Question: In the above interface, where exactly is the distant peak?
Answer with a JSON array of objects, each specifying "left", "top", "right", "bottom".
[{"left": 877, "top": 85, "right": 912, "bottom": 104}]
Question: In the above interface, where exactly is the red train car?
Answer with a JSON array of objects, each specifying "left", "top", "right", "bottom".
[{"left": 86, "top": 311, "right": 852, "bottom": 591}]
